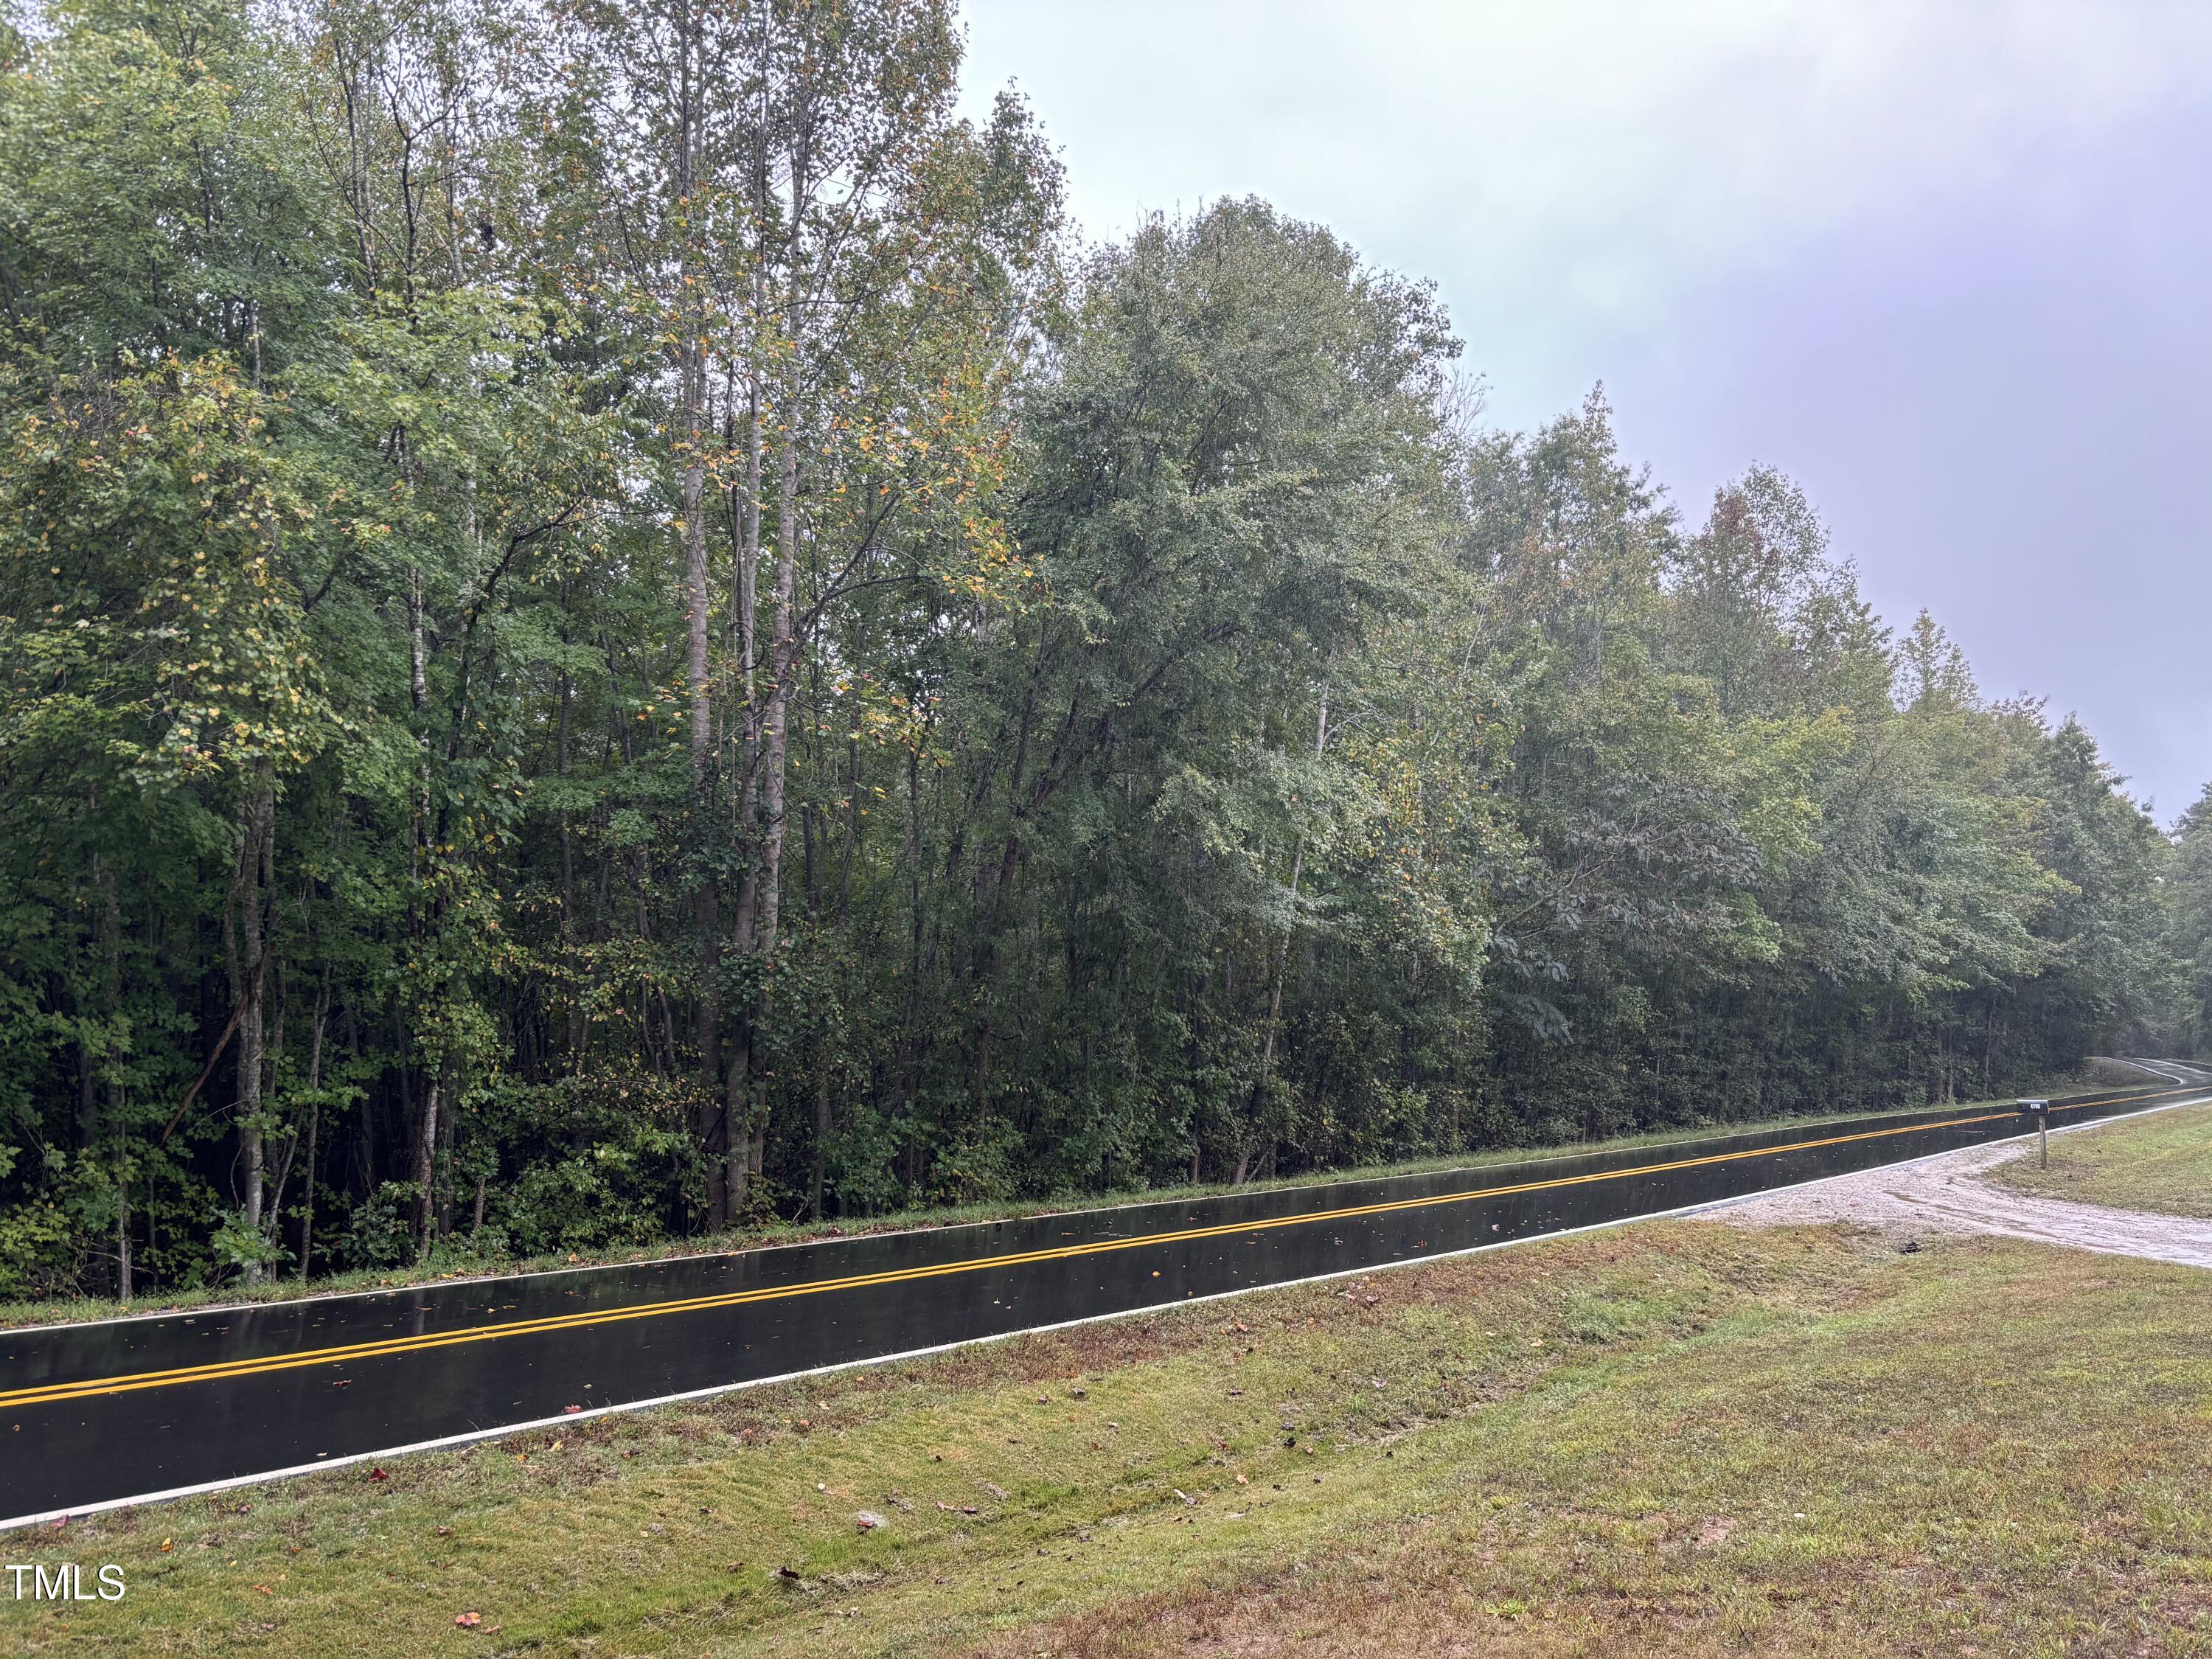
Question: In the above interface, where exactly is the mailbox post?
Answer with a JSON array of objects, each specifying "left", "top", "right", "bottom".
[{"left": 2017, "top": 1098, "right": 2051, "bottom": 1169}]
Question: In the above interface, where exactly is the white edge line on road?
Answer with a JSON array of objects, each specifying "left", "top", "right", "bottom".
[{"left": 7, "top": 1086, "right": 2205, "bottom": 1537}]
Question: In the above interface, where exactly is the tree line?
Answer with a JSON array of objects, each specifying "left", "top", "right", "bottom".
[{"left": 0, "top": 0, "right": 2180, "bottom": 1299}]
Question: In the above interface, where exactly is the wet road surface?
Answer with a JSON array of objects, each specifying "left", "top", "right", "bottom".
[{"left": 5, "top": 1073, "right": 2205, "bottom": 1527}]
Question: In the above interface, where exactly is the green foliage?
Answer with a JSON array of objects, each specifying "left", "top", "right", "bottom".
[{"left": 0, "top": 0, "right": 2182, "bottom": 1302}]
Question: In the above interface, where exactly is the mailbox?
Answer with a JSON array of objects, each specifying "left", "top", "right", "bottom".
[{"left": 2015, "top": 1098, "right": 2049, "bottom": 1117}]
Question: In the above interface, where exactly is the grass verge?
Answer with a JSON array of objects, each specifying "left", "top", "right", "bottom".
[
  {"left": 0, "top": 1074, "right": 2108, "bottom": 1332},
  {"left": 8, "top": 1209, "right": 2212, "bottom": 1655},
  {"left": 1993, "top": 1098, "right": 2212, "bottom": 1219}
]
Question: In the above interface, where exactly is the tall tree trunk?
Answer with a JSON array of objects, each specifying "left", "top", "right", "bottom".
[
  {"left": 557, "top": 664, "right": 583, "bottom": 1057},
  {"left": 1242, "top": 686, "right": 1328, "bottom": 1184},
  {"left": 738, "top": 378, "right": 761, "bottom": 707},
  {"left": 657, "top": 0, "right": 725, "bottom": 1230},
  {"left": 723, "top": 375, "right": 766, "bottom": 1221},
  {"left": 414, "top": 1073, "right": 442, "bottom": 1258},
  {"left": 762, "top": 422, "right": 797, "bottom": 961},
  {"left": 298, "top": 979, "right": 328, "bottom": 1279},
  {"left": 730, "top": 420, "right": 800, "bottom": 1211},
  {"left": 683, "top": 331, "right": 726, "bottom": 1223},
  {"left": 116, "top": 1169, "right": 131, "bottom": 1304},
  {"left": 810, "top": 1060, "right": 830, "bottom": 1220},
  {"left": 229, "top": 774, "right": 274, "bottom": 1280}
]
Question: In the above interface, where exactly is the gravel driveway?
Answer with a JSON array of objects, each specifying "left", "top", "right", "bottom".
[{"left": 1710, "top": 1117, "right": 2212, "bottom": 1270}]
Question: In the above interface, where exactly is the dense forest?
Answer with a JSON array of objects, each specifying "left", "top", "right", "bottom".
[{"left": 0, "top": 0, "right": 2192, "bottom": 1301}]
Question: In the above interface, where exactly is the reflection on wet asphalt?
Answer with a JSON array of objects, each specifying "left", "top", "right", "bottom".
[{"left": 3, "top": 1078, "right": 2201, "bottom": 1524}]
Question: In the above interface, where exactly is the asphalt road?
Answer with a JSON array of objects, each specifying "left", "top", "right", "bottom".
[{"left": 5, "top": 1065, "right": 2207, "bottom": 1528}]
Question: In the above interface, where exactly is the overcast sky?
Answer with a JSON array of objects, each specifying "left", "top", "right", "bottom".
[{"left": 958, "top": 1, "right": 2212, "bottom": 821}]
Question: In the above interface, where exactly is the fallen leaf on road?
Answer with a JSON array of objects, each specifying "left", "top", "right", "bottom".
[{"left": 563, "top": 1405, "right": 582, "bottom": 1414}]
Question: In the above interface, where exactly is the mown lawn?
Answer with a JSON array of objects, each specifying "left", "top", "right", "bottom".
[
  {"left": 9, "top": 1214, "right": 2212, "bottom": 1657},
  {"left": 1994, "top": 1099, "right": 2212, "bottom": 1219}
]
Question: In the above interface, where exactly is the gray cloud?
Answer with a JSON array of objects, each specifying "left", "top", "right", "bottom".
[{"left": 962, "top": 0, "right": 2212, "bottom": 817}]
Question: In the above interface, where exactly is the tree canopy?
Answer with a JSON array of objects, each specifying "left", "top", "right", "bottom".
[{"left": 0, "top": 0, "right": 2183, "bottom": 1300}]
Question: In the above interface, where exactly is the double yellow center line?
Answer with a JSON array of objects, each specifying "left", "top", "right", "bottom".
[{"left": 2, "top": 1085, "right": 2191, "bottom": 1413}]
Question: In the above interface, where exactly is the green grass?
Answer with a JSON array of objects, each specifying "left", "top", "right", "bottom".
[
  {"left": 0, "top": 1074, "right": 2110, "bottom": 1332},
  {"left": 1993, "top": 1099, "right": 2212, "bottom": 1219},
  {"left": 10, "top": 1211, "right": 2212, "bottom": 1656}
]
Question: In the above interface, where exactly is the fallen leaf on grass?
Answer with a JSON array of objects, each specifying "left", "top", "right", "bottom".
[
  {"left": 366, "top": 1468, "right": 387, "bottom": 1482},
  {"left": 159, "top": 1540, "right": 173, "bottom": 1554},
  {"left": 454, "top": 1611, "right": 481, "bottom": 1629},
  {"left": 253, "top": 1584, "right": 273, "bottom": 1596}
]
